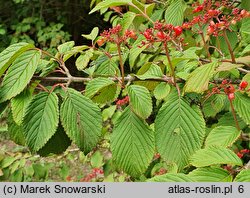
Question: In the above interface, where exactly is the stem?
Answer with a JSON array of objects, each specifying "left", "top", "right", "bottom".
[
  {"left": 32, "top": 75, "right": 242, "bottom": 84},
  {"left": 50, "top": 83, "right": 66, "bottom": 93},
  {"left": 59, "top": 57, "right": 73, "bottom": 87},
  {"left": 163, "top": 42, "right": 181, "bottom": 96},
  {"left": 198, "top": 23, "right": 211, "bottom": 59},
  {"left": 164, "top": 42, "right": 175, "bottom": 84},
  {"left": 229, "top": 98, "right": 240, "bottom": 131},
  {"left": 117, "top": 43, "right": 125, "bottom": 87},
  {"left": 128, "top": 3, "right": 154, "bottom": 24},
  {"left": 223, "top": 30, "right": 236, "bottom": 63},
  {"left": 37, "top": 83, "right": 49, "bottom": 92},
  {"left": 35, "top": 48, "right": 60, "bottom": 62}
]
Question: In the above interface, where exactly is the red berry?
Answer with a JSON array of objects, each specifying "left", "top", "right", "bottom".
[
  {"left": 239, "top": 81, "right": 248, "bottom": 89},
  {"left": 193, "top": 5, "right": 204, "bottom": 13},
  {"left": 143, "top": 31, "right": 152, "bottom": 40},
  {"left": 228, "top": 85, "right": 235, "bottom": 93},
  {"left": 237, "top": 152, "right": 243, "bottom": 158},
  {"left": 116, "top": 24, "right": 122, "bottom": 30},
  {"left": 156, "top": 31, "right": 165, "bottom": 39},
  {"left": 207, "top": 26, "right": 214, "bottom": 35},
  {"left": 182, "top": 22, "right": 191, "bottom": 29},
  {"left": 96, "top": 37, "right": 106, "bottom": 46},
  {"left": 240, "top": 149, "right": 250, "bottom": 154},
  {"left": 212, "top": 87, "right": 220, "bottom": 94},
  {"left": 222, "top": 79, "right": 228, "bottom": 85},
  {"left": 173, "top": 26, "right": 183, "bottom": 36},
  {"left": 129, "top": 31, "right": 137, "bottom": 39},
  {"left": 208, "top": 9, "right": 219, "bottom": 16},
  {"left": 240, "top": 9, "right": 247, "bottom": 17},
  {"left": 228, "top": 93, "right": 235, "bottom": 100}
]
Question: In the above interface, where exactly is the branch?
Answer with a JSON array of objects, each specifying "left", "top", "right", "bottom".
[
  {"left": 32, "top": 75, "right": 242, "bottom": 84},
  {"left": 32, "top": 75, "right": 173, "bottom": 83}
]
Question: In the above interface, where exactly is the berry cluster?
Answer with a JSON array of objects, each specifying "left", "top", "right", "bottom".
[
  {"left": 97, "top": 24, "right": 137, "bottom": 46},
  {"left": 237, "top": 149, "right": 250, "bottom": 159},
  {"left": 189, "top": 0, "right": 250, "bottom": 36},
  {"left": 116, "top": 96, "right": 129, "bottom": 107},
  {"left": 141, "top": 21, "right": 184, "bottom": 47},
  {"left": 209, "top": 80, "right": 248, "bottom": 101},
  {"left": 80, "top": 168, "right": 104, "bottom": 182}
]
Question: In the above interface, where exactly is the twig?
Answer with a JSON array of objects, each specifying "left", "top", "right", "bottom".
[
  {"left": 238, "top": 68, "right": 250, "bottom": 73},
  {"left": 229, "top": 98, "right": 240, "bottom": 131},
  {"left": 32, "top": 75, "right": 243, "bottom": 85},
  {"left": 32, "top": 75, "right": 172, "bottom": 83},
  {"left": 59, "top": 57, "right": 73, "bottom": 87},
  {"left": 223, "top": 30, "right": 236, "bottom": 63},
  {"left": 117, "top": 43, "right": 125, "bottom": 87},
  {"left": 128, "top": 2, "right": 154, "bottom": 24}
]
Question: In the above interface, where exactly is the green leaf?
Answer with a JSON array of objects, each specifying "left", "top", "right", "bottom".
[
  {"left": 32, "top": 164, "right": 48, "bottom": 180},
  {"left": 121, "top": 12, "right": 136, "bottom": 33},
  {"left": 129, "top": 35, "right": 147, "bottom": 69},
  {"left": 7, "top": 111, "right": 26, "bottom": 146},
  {"left": 188, "top": 167, "right": 232, "bottom": 182},
  {"left": 190, "top": 147, "right": 243, "bottom": 167},
  {"left": 165, "top": 0, "right": 186, "bottom": 26},
  {"left": 0, "top": 50, "right": 40, "bottom": 103},
  {"left": 216, "top": 31, "right": 238, "bottom": 56},
  {"left": 76, "top": 49, "right": 94, "bottom": 71},
  {"left": 233, "top": 92, "right": 250, "bottom": 125},
  {"left": 155, "top": 93, "right": 205, "bottom": 170},
  {"left": 63, "top": 45, "right": 90, "bottom": 62},
  {"left": 23, "top": 92, "right": 59, "bottom": 152},
  {"left": 241, "top": 0, "right": 250, "bottom": 11},
  {"left": 0, "top": 157, "right": 16, "bottom": 169},
  {"left": 205, "top": 126, "right": 240, "bottom": 148},
  {"left": 235, "top": 56, "right": 250, "bottom": 65},
  {"left": 36, "top": 59, "right": 50, "bottom": 73},
  {"left": 89, "top": 0, "right": 132, "bottom": 14},
  {"left": 154, "top": 82, "right": 171, "bottom": 100},
  {"left": 241, "top": 18, "right": 250, "bottom": 34},
  {"left": 234, "top": 169, "right": 250, "bottom": 182},
  {"left": 217, "top": 112, "right": 247, "bottom": 129},
  {"left": 58, "top": 41, "right": 75, "bottom": 54},
  {"left": 40, "top": 61, "right": 59, "bottom": 77},
  {"left": 128, "top": 85, "right": 152, "bottom": 119},
  {"left": 148, "top": 173, "right": 194, "bottom": 182},
  {"left": 60, "top": 88, "right": 102, "bottom": 154},
  {"left": 37, "top": 123, "right": 71, "bottom": 156},
  {"left": 90, "top": 151, "right": 104, "bottom": 168},
  {"left": 203, "top": 94, "right": 226, "bottom": 118},
  {"left": 11, "top": 88, "right": 33, "bottom": 125},
  {"left": 111, "top": 107, "right": 155, "bottom": 178},
  {"left": 82, "top": 27, "right": 99, "bottom": 41},
  {"left": 217, "top": 62, "right": 244, "bottom": 72},
  {"left": 10, "top": 161, "right": 20, "bottom": 174},
  {"left": 95, "top": 57, "right": 120, "bottom": 76},
  {"left": 85, "top": 77, "right": 118, "bottom": 104},
  {"left": 0, "top": 101, "right": 9, "bottom": 116},
  {"left": 102, "top": 105, "right": 116, "bottom": 121},
  {"left": 136, "top": 64, "right": 163, "bottom": 80},
  {"left": 10, "top": 169, "right": 23, "bottom": 182},
  {"left": 184, "top": 62, "right": 216, "bottom": 93},
  {"left": 241, "top": 44, "right": 250, "bottom": 56},
  {"left": 0, "top": 42, "right": 34, "bottom": 77}
]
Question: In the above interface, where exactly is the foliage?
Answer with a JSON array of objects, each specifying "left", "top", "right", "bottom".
[{"left": 0, "top": 0, "right": 250, "bottom": 181}]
